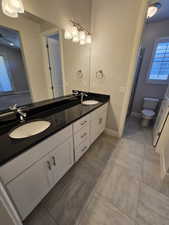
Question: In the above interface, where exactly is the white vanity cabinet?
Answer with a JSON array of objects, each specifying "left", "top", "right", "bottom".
[
  {"left": 6, "top": 137, "right": 74, "bottom": 220},
  {"left": 0, "top": 125, "right": 74, "bottom": 220},
  {"left": 0, "top": 102, "right": 108, "bottom": 221}
]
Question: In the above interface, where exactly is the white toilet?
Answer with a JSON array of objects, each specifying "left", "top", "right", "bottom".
[{"left": 141, "top": 98, "right": 159, "bottom": 127}]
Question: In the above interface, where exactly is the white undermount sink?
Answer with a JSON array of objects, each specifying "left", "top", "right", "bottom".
[
  {"left": 9, "top": 121, "right": 51, "bottom": 139},
  {"left": 82, "top": 100, "right": 99, "bottom": 105}
]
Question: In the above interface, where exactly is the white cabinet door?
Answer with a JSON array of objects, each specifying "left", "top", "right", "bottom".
[
  {"left": 90, "top": 104, "right": 108, "bottom": 144},
  {"left": 6, "top": 155, "right": 52, "bottom": 220},
  {"left": 50, "top": 137, "right": 74, "bottom": 187}
]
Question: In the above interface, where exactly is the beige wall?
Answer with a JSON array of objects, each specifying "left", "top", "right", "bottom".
[
  {"left": 0, "top": 10, "right": 49, "bottom": 102},
  {"left": 90, "top": 0, "right": 147, "bottom": 136}
]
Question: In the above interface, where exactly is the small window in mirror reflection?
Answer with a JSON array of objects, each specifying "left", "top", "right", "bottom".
[{"left": 0, "top": 55, "right": 13, "bottom": 92}]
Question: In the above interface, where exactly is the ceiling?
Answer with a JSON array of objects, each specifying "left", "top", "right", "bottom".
[{"left": 149, "top": 0, "right": 169, "bottom": 22}]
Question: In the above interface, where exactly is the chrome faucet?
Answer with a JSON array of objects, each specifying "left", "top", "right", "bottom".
[
  {"left": 80, "top": 92, "right": 88, "bottom": 103},
  {"left": 9, "top": 104, "right": 27, "bottom": 122}
]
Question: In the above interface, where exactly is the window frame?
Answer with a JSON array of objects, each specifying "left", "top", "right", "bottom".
[
  {"left": 0, "top": 52, "right": 15, "bottom": 96},
  {"left": 146, "top": 37, "right": 169, "bottom": 85}
]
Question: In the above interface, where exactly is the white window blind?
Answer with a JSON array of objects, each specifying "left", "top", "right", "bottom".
[{"left": 148, "top": 41, "right": 169, "bottom": 82}]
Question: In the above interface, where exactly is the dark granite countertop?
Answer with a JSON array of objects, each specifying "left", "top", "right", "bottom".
[{"left": 0, "top": 92, "right": 109, "bottom": 166}]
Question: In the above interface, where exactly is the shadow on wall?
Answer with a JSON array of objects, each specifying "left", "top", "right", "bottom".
[{"left": 106, "top": 103, "right": 119, "bottom": 134}]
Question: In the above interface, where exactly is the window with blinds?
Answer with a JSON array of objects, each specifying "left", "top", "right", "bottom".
[{"left": 148, "top": 40, "right": 169, "bottom": 83}]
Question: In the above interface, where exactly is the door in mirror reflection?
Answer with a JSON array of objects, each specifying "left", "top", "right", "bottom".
[{"left": 46, "top": 33, "right": 64, "bottom": 98}]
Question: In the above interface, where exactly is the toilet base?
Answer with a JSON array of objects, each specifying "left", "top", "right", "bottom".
[{"left": 141, "top": 118, "right": 151, "bottom": 128}]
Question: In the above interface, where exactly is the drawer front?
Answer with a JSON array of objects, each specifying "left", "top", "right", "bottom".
[
  {"left": 74, "top": 125, "right": 89, "bottom": 147},
  {"left": 0, "top": 125, "right": 72, "bottom": 185},
  {"left": 73, "top": 114, "right": 90, "bottom": 133},
  {"left": 74, "top": 139, "right": 90, "bottom": 162}
]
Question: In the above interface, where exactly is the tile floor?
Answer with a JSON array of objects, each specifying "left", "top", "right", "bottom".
[{"left": 24, "top": 117, "right": 169, "bottom": 225}]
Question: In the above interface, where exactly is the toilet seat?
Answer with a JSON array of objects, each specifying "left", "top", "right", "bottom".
[{"left": 142, "top": 109, "right": 155, "bottom": 119}]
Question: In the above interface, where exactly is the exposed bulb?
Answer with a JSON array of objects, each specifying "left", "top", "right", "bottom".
[
  {"left": 2, "top": 0, "right": 18, "bottom": 17},
  {"left": 72, "top": 35, "right": 79, "bottom": 43},
  {"left": 72, "top": 25, "right": 79, "bottom": 37},
  {"left": 80, "top": 39, "right": 86, "bottom": 45},
  {"left": 147, "top": 3, "right": 161, "bottom": 18},
  {"left": 64, "top": 30, "right": 72, "bottom": 40},
  {"left": 86, "top": 34, "right": 92, "bottom": 44},
  {"left": 9, "top": 0, "right": 24, "bottom": 13},
  {"left": 147, "top": 6, "right": 158, "bottom": 18},
  {"left": 79, "top": 31, "right": 86, "bottom": 41}
]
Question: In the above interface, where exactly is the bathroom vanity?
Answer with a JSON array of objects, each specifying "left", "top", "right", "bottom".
[{"left": 0, "top": 92, "right": 109, "bottom": 220}]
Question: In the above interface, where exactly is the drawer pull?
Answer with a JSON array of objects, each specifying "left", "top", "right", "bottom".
[
  {"left": 99, "top": 118, "right": 103, "bottom": 124},
  {"left": 80, "top": 121, "right": 87, "bottom": 126},
  {"left": 47, "top": 161, "right": 52, "bottom": 170},
  {"left": 81, "top": 132, "right": 87, "bottom": 138},
  {"left": 52, "top": 156, "right": 56, "bottom": 166},
  {"left": 81, "top": 146, "right": 87, "bottom": 152}
]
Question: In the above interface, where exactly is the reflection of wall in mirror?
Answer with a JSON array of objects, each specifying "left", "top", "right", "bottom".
[
  {"left": 0, "top": 11, "right": 50, "bottom": 104},
  {"left": 0, "top": 43, "right": 31, "bottom": 111}
]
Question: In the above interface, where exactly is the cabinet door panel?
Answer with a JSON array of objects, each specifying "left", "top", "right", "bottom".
[
  {"left": 90, "top": 104, "right": 108, "bottom": 144},
  {"left": 6, "top": 155, "right": 51, "bottom": 220},
  {"left": 51, "top": 137, "right": 74, "bottom": 186}
]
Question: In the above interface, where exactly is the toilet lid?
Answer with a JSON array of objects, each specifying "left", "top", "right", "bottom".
[{"left": 142, "top": 109, "right": 155, "bottom": 117}]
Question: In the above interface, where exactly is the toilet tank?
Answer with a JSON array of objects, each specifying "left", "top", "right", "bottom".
[{"left": 143, "top": 97, "right": 159, "bottom": 110}]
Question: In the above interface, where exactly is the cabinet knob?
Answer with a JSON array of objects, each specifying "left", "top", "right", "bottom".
[
  {"left": 80, "top": 121, "right": 87, "bottom": 126},
  {"left": 81, "top": 132, "right": 87, "bottom": 138},
  {"left": 47, "top": 161, "right": 52, "bottom": 170},
  {"left": 99, "top": 118, "right": 103, "bottom": 124},
  {"left": 52, "top": 156, "right": 56, "bottom": 166}
]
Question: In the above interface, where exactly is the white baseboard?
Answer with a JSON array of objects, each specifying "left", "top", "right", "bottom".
[{"left": 104, "top": 128, "right": 119, "bottom": 138}]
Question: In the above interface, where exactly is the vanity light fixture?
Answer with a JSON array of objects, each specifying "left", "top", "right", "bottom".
[
  {"left": 2, "top": 0, "right": 24, "bottom": 18},
  {"left": 79, "top": 30, "right": 86, "bottom": 41},
  {"left": 86, "top": 34, "right": 92, "bottom": 44},
  {"left": 80, "top": 39, "right": 86, "bottom": 45},
  {"left": 64, "top": 20, "right": 92, "bottom": 45},
  {"left": 64, "top": 30, "right": 72, "bottom": 40},
  {"left": 147, "top": 2, "right": 161, "bottom": 19},
  {"left": 72, "top": 25, "right": 79, "bottom": 37},
  {"left": 72, "top": 35, "right": 79, "bottom": 43}
]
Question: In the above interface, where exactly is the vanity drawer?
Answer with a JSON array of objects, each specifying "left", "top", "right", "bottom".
[
  {"left": 74, "top": 125, "right": 89, "bottom": 147},
  {"left": 0, "top": 125, "right": 73, "bottom": 185},
  {"left": 73, "top": 114, "right": 90, "bottom": 133},
  {"left": 74, "top": 139, "right": 90, "bottom": 162}
]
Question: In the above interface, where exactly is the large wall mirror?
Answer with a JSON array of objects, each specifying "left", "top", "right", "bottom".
[{"left": 0, "top": 11, "right": 91, "bottom": 112}]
